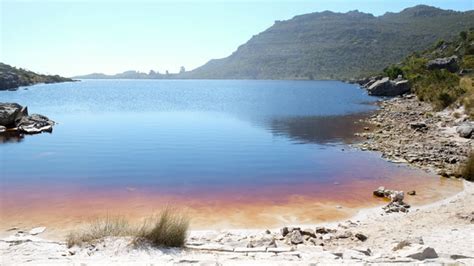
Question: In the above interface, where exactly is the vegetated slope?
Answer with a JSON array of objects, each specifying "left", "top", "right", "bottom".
[
  {"left": 183, "top": 5, "right": 474, "bottom": 80},
  {"left": 0, "top": 63, "right": 75, "bottom": 90},
  {"left": 383, "top": 29, "right": 474, "bottom": 113}
]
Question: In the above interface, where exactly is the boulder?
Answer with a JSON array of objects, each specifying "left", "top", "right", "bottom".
[
  {"left": 0, "top": 125, "right": 5, "bottom": 133},
  {"left": 398, "top": 244, "right": 438, "bottom": 260},
  {"left": 373, "top": 186, "right": 386, "bottom": 197},
  {"left": 355, "top": 233, "right": 368, "bottom": 241},
  {"left": 367, "top": 77, "right": 410, "bottom": 96},
  {"left": 456, "top": 123, "right": 474, "bottom": 138},
  {"left": 18, "top": 114, "right": 54, "bottom": 134},
  {"left": 0, "top": 103, "right": 25, "bottom": 127},
  {"left": 426, "top": 56, "right": 459, "bottom": 73},
  {"left": 289, "top": 230, "right": 304, "bottom": 245}
]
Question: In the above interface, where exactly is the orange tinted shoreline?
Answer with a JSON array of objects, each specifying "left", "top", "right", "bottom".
[{"left": 0, "top": 171, "right": 463, "bottom": 240}]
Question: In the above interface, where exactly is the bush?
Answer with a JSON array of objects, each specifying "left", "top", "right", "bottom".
[
  {"left": 412, "top": 69, "right": 463, "bottom": 109},
  {"left": 383, "top": 65, "right": 404, "bottom": 79},
  {"left": 137, "top": 208, "right": 189, "bottom": 247},
  {"left": 460, "top": 152, "right": 474, "bottom": 181}
]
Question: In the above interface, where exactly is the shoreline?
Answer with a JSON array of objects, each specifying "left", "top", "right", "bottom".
[{"left": 1, "top": 94, "right": 473, "bottom": 264}]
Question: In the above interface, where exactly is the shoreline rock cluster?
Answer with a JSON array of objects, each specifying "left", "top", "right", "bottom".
[
  {"left": 0, "top": 103, "right": 55, "bottom": 134},
  {"left": 373, "top": 187, "right": 411, "bottom": 213},
  {"left": 352, "top": 75, "right": 410, "bottom": 96},
  {"left": 354, "top": 94, "right": 472, "bottom": 177}
]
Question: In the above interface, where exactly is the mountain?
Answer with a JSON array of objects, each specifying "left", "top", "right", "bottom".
[
  {"left": 74, "top": 70, "right": 176, "bottom": 79},
  {"left": 0, "top": 63, "right": 75, "bottom": 90},
  {"left": 182, "top": 5, "right": 474, "bottom": 80}
]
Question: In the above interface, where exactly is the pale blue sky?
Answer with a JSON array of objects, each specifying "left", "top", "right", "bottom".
[{"left": 1, "top": 0, "right": 472, "bottom": 77}]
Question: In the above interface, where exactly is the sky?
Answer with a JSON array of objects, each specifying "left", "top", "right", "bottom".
[{"left": 1, "top": 0, "right": 473, "bottom": 77}]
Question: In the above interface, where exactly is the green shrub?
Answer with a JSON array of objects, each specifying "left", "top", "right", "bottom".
[
  {"left": 412, "top": 69, "right": 463, "bottom": 109},
  {"left": 383, "top": 65, "right": 404, "bottom": 79},
  {"left": 462, "top": 55, "right": 474, "bottom": 69}
]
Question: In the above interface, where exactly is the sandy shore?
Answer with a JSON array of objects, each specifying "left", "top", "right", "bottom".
[
  {"left": 1, "top": 180, "right": 472, "bottom": 265},
  {"left": 1, "top": 94, "right": 473, "bottom": 265}
]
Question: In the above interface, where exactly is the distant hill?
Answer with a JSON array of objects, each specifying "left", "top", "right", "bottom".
[
  {"left": 181, "top": 5, "right": 474, "bottom": 80},
  {"left": 0, "top": 63, "right": 75, "bottom": 90},
  {"left": 74, "top": 70, "right": 177, "bottom": 79}
]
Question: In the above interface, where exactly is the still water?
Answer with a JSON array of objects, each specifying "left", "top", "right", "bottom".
[{"left": 0, "top": 80, "right": 460, "bottom": 234}]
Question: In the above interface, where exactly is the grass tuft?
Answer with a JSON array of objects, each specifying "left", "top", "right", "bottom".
[
  {"left": 66, "top": 208, "right": 189, "bottom": 248},
  {"left": 66, "top": 216, "right": 131, "bottom": 248},
  {"left": 137, "top": 207, "right": 189, "bottom": 248}
]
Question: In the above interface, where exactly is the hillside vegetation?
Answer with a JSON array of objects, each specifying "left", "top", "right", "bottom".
[
  {"left": 382, "top": 29, "right": 474, "bottom": 113},
  {"left": 182, "top": 5, "right": 474, "bottom": 80},
  {"left": 0, "top": 63, "right": 74, "bottom": 90}
]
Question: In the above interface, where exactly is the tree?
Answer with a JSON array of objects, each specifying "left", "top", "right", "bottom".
[
  {"left": 165, "top": 70, "right": 169, "bottom": 75},
  {"left": 179, "top": 66, "right": 186, "bottom": 73},
  {"left": 460, "top": 31, "right": 467, "bottom": 41}
]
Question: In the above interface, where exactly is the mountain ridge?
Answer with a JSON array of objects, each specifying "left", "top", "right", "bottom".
[{"left": 180, "top": 5, "right": 474, "bottom": 80}]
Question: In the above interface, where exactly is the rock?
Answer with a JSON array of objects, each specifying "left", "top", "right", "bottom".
[
  {"left": 18, "top": 114, "right": 54, "bottom": 134},
  {"left": 355, "top": 233, "right": 368, "bottom": 241},
  {"left": 280, "top": 227, "right": 290, "bottom": 237},
  {"left": 426, "top": 56, "right": 459, "bottom": 73},
  {"left": 289, "top": 230, "right": 304, "bottom": 245},
  {"left": 390, "top": 191, "right": 404, "bottom": 203},
  {"left": 456, "top": 123, "right": 474, "bottom": 138},
  {"left": 336, "top": 231, "right": 352, "bottom": 239},
  {"left": 0, "top": 103, "right": 24, "bottom": 127},
  {"left": 407, "top": 190, "right": 416, "bottom": 196},
  {"left": 409, "top": 122, "right": 427, "bottom": 131},
  {"left": 0, "top": 125, "right": 5, "bottom": 133},
  {"left": 373, "top": 186, "right": 386, "bottom": 197},
  {"left": 29, "top": 226, "right": 46, "bottom": 235},
  {"left": 315, "top": 227, "right": 334, "bottom": 234},
  {"left": 367, "top": 77, "right": 411, "bottom": 96},
  {"left": 300, "top": 228, "right": 316, "bottom": 238},
  {"left": 398, "top": 245, "right": 438, "bottom": 260}
]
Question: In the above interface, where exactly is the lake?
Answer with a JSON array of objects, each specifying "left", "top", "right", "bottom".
[{"left": 0, "top": 80, "right": 461, "bottom": 237}]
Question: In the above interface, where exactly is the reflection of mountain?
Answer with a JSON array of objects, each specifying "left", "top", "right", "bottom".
[
  {"left": 0, "top": 131, "right": 25, "bottom": 144},
  {"left": 266, "top": 113, "right": 369, "bottom": 145}
]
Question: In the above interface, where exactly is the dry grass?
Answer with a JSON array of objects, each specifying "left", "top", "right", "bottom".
[
  {"left": 460, "top": 152, "right": 474, "bottom": 182},
  {"left": 461, "top": 77, "right": 474, "bottom": 118},
  {"left": 66, "top": 208, "right": 189, "bottom": 248},
  {"left": 137, "top": 208, "right": 189, "bottom": 247},
  {"left": 66, "top": 216, "right": 131, "bottom": 248}
]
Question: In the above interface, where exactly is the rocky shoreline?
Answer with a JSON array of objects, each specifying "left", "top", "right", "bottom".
[
  {"left": 0, "top": 103, "right": 55, "bottom": 134},
  {"left": 354, "top": 94, "right": 472, "bottom": 178}
]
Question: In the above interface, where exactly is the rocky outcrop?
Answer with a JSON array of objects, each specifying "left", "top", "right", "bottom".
[
  {"left": 355, "top": 76, "right": 411, "bottom": 97},
  {"left": 366, "top": 77, "right": 411, "bottom": 96},
  {"left": 426, "top": 55, "right": 459, "bottom": 73},
  {"left": 0, "top": 103, "right": 54, "bottom": 134}
]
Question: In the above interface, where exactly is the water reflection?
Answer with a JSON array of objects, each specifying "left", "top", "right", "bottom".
[
  {"left": 0, "top": 131, "right": 25, "bottom": 144},
  {"left": 265, "top": 113, "right": 369, "bottom": 145}
]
